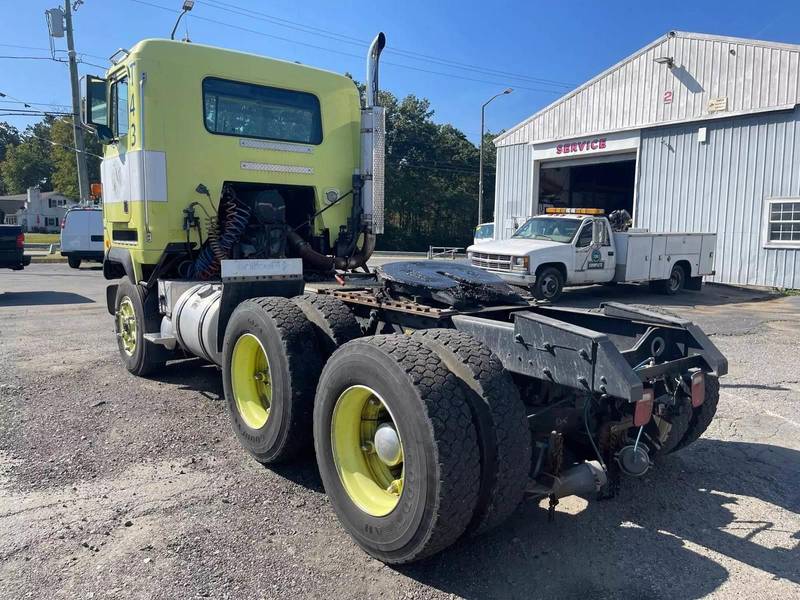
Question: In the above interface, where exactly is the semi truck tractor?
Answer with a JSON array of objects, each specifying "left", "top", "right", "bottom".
[
  {"left": 468, "top": 208, "right": 717, "bottom": 301},
  {"left": 85, "top": 36, "right": 727, "bottom": 564}
]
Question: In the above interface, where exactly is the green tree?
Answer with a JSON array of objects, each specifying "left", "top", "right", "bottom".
[
  {"left": 0, "top": 122, "right": 21, "bottom": 195},
  {"left": 50, "top": 117, "right": 101, "bottom": 200},
  {"left": 1, "top": 135, "right": 53, "bottom": 194}
]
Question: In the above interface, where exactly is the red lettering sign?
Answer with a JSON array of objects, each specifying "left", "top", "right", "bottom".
[{"left": 554, "top": 138, "right": 607, "bottom": 154}]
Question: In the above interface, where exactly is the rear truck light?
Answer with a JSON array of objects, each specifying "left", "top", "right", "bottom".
[
  {"left": 691, "top": 371, "right": 706, "bottom": 407},
  {"left": 16, "top": 233, "right": 24, "bottom": 249},
  {"left": 633, "top": 387, "right": 654, "bottom": 426}
]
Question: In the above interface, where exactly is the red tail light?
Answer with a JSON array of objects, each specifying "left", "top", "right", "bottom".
[
  {"left": 691, "top": 372, "right": 705, "bottom": 407},
  {"left": 16, "top": 232, "right": 24, "bottom": 249},
  {"left": 61, "top": 217, "right": 66, "bottom": 229},
  {"left": 634, "top": 388, "right": 654, "bottom": 426}
]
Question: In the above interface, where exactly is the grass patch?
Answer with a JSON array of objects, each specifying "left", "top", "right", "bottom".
[
  {"left": 777, "top": 287, "right": 800, "bottom": 296},
  {"left": 24, "top": 233, "right": 60, "bottom": 244}
]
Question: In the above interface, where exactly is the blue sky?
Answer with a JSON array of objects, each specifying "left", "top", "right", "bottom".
[{"left": 1, "top": 0, "right": 799, "bottom": 142}]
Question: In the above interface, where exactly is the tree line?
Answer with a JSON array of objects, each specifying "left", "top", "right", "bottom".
[{"left": 0, "top": 89, "right": 497, "bottom": 250}]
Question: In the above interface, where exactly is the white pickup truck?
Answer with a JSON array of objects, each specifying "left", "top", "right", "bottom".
[{"left": 467, "top": 209, "right": 716, "bottom": 301}]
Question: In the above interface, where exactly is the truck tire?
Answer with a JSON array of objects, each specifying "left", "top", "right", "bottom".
[
  {"left": 652, "top": 264, "right": 685, "bottom": 295},
  {"left": 414, "top": 329, "right": 531, "bottom": 536},
  {"left": 67, "top": 256, "right": 81, "bottom": 269},
  {"left": 292, "top": 293, "right": 361, "bottom": 358},
  {"left": 114, "top": 280, "right": 167, "bottom": 376},
  {"left": 650, "top": 397, "right": 693, "bottom": 458},
  {"left": 671, "top": 374, "right": 720, "bottom": 453},
  {"left": 222, "top": 297, "right": 323, "bottom": 464},
  {"left": 532, "top": 267, "right": 564, "bottom": 302},
  {"left": 313, "top": 335, "right": 481, "bottom": 564}
]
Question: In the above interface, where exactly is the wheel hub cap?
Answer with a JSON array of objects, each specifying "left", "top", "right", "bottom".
[
  {"left": 231, "top": 333, "right": 272, "bottom": 430},
  {"left": 331, "top": 386, "right": 405, "bottom": 517},
  {"left": 374, "top": 422, "right": 403, "bottom": 467},
  {"left": 117, "top": 297, "right": 137, "bottom": 356}
]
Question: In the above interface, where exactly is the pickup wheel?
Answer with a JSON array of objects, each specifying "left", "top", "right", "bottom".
[
  {"left": 114, "top": 280, "right": 167, "bottom": 376},
  {"left": 652, "top": 264, "right": 685, "bottom": 295},
  {"left": 67, "top": 256, "right": 81, "bottom": 269},
  {"left": 222, "top": 297, "right": 323, "bottom": 464},
  {"left": 313, "top": 335, "right": 480, "bottom": 564},
  {"left": 414, "top": 329, "right": 531, "bottom": 536},
  {"left": 532, "top": 267, "right": 564, "bottom": 302}
]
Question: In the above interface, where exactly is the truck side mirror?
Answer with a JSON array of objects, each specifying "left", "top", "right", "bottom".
[{"left": 81, "top": 75, "right": 112, "bottom": 144}]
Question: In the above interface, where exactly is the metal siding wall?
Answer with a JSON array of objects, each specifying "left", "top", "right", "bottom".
[
  {"left": 497, "top": 33, "right": 800, "bottom": 147},
  {"left": 493, "top": 144, "right": 532, "bottom": 239},
  {"left": 637, "top": 107, "right": 800, "bottom": 289}
]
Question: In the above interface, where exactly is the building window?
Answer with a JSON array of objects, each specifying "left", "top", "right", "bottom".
[{"left": 765, "top": 199, "right": 800, "bottom": 247}]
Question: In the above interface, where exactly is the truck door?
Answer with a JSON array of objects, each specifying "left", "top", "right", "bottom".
[{"left": 574, "top": 219, "right": 615, "bottom": 283}]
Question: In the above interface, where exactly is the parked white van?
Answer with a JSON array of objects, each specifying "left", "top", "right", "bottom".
[{"left": 61, "top": 207, "right": 104, "bottom": 269}]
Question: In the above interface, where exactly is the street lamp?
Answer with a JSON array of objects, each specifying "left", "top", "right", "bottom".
[
  {"left": 170, "top": 0, "right": 194, "bottom": 40},
  {"left": 478, "top": 88, "right": 512, "bottom": 226}
]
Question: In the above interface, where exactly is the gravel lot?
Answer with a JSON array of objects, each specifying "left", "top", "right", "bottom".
[{"left": 1, "top": 263, "right": 798, "bottom": 599}]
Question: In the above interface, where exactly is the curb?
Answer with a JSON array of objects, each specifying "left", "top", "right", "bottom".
[{"left": 29, "top": 256, "right": 68, "bottom": 264}]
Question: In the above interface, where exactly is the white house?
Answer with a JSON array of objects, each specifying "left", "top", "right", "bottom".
[{"left": 0, "top": 187, "right": 77, "bottom": 232}]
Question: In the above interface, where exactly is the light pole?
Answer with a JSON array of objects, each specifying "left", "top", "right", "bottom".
[
  {"left": 478, "top": 88, "right": 512, "bottom": 226},
  {"left": 170, "top": 0, "right": 194, "bottom": 40}
]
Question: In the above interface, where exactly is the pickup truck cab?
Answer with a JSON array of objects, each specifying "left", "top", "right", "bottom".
[
  {"left": 467, "top": 208, "right": 716, "bottom": 301},
  {"left": 473, "top": 222, "right": 494, "bottom": 245},
  {"left": 0, "top": 224, "right": 31, "bottom": 271}
]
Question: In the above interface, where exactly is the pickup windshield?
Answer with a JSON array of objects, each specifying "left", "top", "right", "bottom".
[{"left": 512, "top": 217, "right": 582, "bottom": 243}]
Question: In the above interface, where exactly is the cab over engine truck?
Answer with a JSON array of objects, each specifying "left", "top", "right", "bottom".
[{"left": 84, "top": 35, "right": 727, "bottom": 564}]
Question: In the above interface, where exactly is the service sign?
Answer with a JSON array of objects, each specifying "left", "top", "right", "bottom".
[{"left": 532, "top": 129, "right": 641, "bottom": 162}]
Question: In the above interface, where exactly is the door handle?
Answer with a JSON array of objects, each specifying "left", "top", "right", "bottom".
[{"left": 608, "top": 251, "right": 614, "bottom": 256}]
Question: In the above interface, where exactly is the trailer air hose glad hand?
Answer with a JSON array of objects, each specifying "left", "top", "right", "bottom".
[{"left": 287, "top": 230, "right": 376, "bottom": 272}]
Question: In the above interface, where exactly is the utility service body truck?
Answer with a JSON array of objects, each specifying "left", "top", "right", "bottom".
[
  {"left": 84, "top": 35, "right": 727, "bottom": 564},
  {"left": 468, "top": 208, "right": 717, "bottom": 301}
]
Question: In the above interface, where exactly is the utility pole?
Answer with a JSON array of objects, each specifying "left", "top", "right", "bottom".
[
  {"left": 63, "top": 1, "right": 90, "bottom": 203},
  {"left": 478, "top": 88, "right": 512, "bottom": 226}
]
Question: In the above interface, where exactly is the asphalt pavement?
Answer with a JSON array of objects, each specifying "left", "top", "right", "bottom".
[{"left": 1, "top": 263, "right": 798, "bottom": 599}]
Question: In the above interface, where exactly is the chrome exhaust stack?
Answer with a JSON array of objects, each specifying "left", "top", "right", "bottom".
[{"left": 360, "top": 32, "right": 386, "bottom": 235}]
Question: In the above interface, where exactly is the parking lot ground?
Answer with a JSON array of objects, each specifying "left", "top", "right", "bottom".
[{"left": 1, "top": 263, "right": 799, "bottom": 599}]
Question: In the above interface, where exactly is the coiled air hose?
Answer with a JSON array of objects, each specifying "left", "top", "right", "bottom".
[{"left": 188, "top": 186, "right": 251, "bottom": 280}]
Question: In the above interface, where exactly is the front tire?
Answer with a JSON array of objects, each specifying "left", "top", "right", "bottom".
[
  {"left": 114, "top": 280, "right": 166, "bottom": 376},
  {"left": 314, "top": 335, "right": 481, "bottom": 564},
  {"left": 222, "top": 297, "right": 323, "bottom": 464},
  {"left": 532, "top": 267, "right": 564, "bottom": 302}
]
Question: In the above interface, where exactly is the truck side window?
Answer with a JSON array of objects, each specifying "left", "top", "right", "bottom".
[
  {"left": 576, "top": 224, "right": 593, "bottom": 247},
  {"left": 111, "top": 77, "right": 129, "bottom": 138}
]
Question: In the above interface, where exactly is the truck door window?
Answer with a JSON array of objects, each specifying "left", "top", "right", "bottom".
[
  {"left": 202, "top": 77, "right": 322, "bottom": 145},
  {"left": 576, "top": 224, "right": 593, "bottom": 247},
  {"left": 111, "top": 77, "right": 129, "bottom": 137}
]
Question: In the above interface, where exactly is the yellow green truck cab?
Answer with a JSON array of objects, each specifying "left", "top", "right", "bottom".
[{"left": 83, "top": 37, "right": 384, "bottom": 282}]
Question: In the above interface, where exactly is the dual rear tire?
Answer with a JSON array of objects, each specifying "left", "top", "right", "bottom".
[{"left": 220, "top": 294, "right": 531, "bottom": 563}]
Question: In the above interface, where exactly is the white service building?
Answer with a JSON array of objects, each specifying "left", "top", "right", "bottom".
[{"left": 493, "top": 31, "right": 800, "bottom": 289}]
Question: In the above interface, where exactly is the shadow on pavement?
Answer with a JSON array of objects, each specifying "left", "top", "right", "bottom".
[
  {"left": 0, "top": 290, "right": 95, "bottom": 306},
  {"left": 157, "top": 358, "right": 224, "bottom": 401},
  {"left": 395, "top": 439, "right": 799, "bottom": 599}
]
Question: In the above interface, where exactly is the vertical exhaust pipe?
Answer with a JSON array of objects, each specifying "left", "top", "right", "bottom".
[{"left": 365, "top": 32, "right": 386, "bottom": 108}]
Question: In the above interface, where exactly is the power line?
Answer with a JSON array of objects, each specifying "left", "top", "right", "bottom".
[
  {"left": 0, "top": 43, "right": 109, "bottom": 62},
  {"left": 125, "top": 0, "right": 566, "bottom": 95},
  {"left": 197, "top": 0, "right": 574, "bottom": 89},
  {"left": 0, "top": 121, "right": 103, "bottom": 159}
]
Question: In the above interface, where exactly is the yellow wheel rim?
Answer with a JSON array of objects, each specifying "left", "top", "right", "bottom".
[
  {"left": 117, "top": 296, "right": 137, "bottom": 356},
  {"left": 331, "top": 385, "right": 404, "bottom": 517},
  {"left": 231, "top": 333, "right": 272, "bottom": 430}
]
